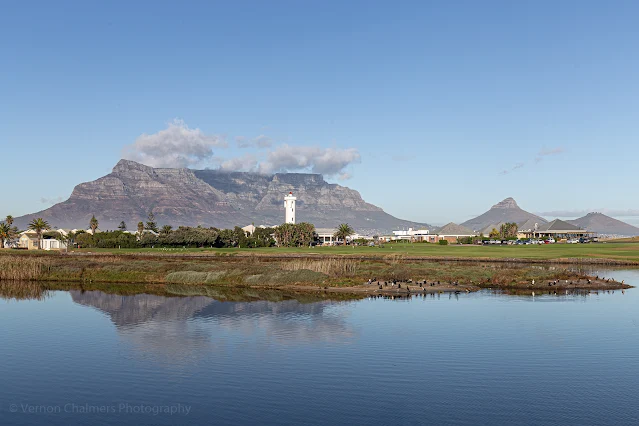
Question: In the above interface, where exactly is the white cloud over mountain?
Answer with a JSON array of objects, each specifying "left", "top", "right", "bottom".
[{"left": 123, "top": 120, "right": 360, "bottom": 177}]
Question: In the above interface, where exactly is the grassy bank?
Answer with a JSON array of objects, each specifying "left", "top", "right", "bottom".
[
  {"left": 4, "top": 242, "right": 639, "bottom": 263},
  {"left": 0, "top": 252, "right": 631, "bottom": 294}
]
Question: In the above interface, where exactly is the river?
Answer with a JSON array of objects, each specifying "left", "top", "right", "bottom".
[{"left": 2, "top": 268, "right": 639, "bottom": 425}]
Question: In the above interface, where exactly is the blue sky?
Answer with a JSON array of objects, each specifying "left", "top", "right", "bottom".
[{"left": 2, "top": 1, "right": 638, "bottom": 225}]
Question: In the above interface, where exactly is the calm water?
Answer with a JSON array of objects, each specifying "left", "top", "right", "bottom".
[{"left": 2, "top": 269, "right": 639, "bottom": 425}]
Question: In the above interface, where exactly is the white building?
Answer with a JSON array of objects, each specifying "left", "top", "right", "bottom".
[
  {"left": 391, "top": 228, "right": 430, "bottom": 241},
  {"left": 284, "top": 192, "right": 296, "bottom": 224}
]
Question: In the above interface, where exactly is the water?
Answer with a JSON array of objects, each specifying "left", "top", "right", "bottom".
[{"left": 2, "top": 269, "right": 639, "bottom": 425}]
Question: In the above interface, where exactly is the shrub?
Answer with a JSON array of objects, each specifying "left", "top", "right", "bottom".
[{"left": 439, "top": 239, "right": 449, "bottom": 245}]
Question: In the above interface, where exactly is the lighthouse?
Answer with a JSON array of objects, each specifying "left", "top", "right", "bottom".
[{"left": 284, "top": 192, "right": 296, "bottom": 224}]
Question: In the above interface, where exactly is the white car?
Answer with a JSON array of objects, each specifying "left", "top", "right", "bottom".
[{"left": 567, "top": 239, "right": 579, "bottom": 244}]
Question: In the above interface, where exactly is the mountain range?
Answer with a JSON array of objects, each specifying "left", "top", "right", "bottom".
[
  {"left": 461, "top": 198, "right": 639, "bottom": 236},
  {"left": 13, "top": 160, "right": 428, "bottom": 234},
  {"left": 12, "top": 162, "right": 639, "bottom": 236}
]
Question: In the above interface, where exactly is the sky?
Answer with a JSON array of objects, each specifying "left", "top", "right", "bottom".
[{"left": 2, "top": 0, "right": 639, "bottom": 226}]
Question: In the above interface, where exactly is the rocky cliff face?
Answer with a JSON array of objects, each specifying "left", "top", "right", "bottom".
[{"left": 15, "top": 160, "right": 426, "bottom": 233}]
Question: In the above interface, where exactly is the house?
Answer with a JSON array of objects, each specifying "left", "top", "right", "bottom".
[
  {"left": 316, "top": 228, "right": 338, "bottom": 244},
  {"left": 435, "top": 223, "right": 477, "bottom": 243},
  {"left": 520, "top": 219, "right": 593, "bottom": 241},
  {"left": 19, "top": 232, "right": 40, "bottom": 250},
  {"left": 242, "top": 224, "right": 257, "bottom": 236},
  {"left": 19, "top": 230, "right": 69, "bottom": 250}
]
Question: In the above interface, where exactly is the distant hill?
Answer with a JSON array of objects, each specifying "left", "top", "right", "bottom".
[
  {"left": 13, "top": 160, "right": 429, "bottom": 234},
  {"left": 567, "top": 213, "right": 639, "bottom": 236},
  {"left": 461, "top": 198, "right": 548, "bottom": 233}
]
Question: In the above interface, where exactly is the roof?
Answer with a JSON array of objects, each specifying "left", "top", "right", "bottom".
[
  {"left": 536, "top": 219, "right": 585, "bottom": 233},
  {"left": 315, "top": 228, "right": 338, "bottom": 235},
  {"left": 437, "top": 222, "right": 476, "bottom": 236},
  {"left": 517, "top": 218, "right": 544, "bottom": 232}
]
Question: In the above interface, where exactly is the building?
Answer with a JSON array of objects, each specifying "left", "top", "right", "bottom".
[
  {"left": 520, "top": 219, "right": 594, "bottom": 241},
  {"left": 242, "top": 224, "right": 257, "bottom": 236},
  {"left": 18, "top": 230, "right": 68, "bottom": 250},
  {"left": 316, "top": 228, "right": 338, "bottom": 245},
  {"left": 435, "top": 223, "right": 476, "bottom": 243},
  {"left": 284, "top": 192, "right": 296, "bottom": 224},
  {"left": 19, "top": 232, "right": 40, "bottom": 250},
  {"left": 391, "top": 228, "right": 432, "bottom": 242}
]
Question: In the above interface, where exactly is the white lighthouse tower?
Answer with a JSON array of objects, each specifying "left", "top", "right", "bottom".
[{"left": 284, "top": 192, "right": 296, "bottom": 224}]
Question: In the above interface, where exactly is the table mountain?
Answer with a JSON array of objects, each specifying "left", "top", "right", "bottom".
[
  {"left": 567, "top": 212, "right": 639, "bottom": 236},
  {"left": 14, "top": 159, "right": 427, "bottom": 234},
  {"left": 461, "top": 197, "right": 548, "bottom": 233}
]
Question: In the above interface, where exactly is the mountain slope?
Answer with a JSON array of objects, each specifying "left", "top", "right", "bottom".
[
  {"left": 568, "top": 213, "right": 639, "bottom": 236},
  {"left": 14, "top": 160, "right": 428, "bottom": 233},
  {"left": 461, "top": 198, "right": 548, "bottom": 233}
]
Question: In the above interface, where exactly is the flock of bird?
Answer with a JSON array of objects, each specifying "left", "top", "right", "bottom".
[{"left": 365, "top": 278, "right": 471, "bottom": 294}]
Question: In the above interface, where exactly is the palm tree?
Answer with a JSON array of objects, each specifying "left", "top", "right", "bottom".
[
  {"left": 28, "top": 218, "right": 50, "bottom": 250},
  {"left": 160, "top": 225, "right": 173, "bottom": 235},
  {"left": 118, "top": 221, "right": 127, "bottom": 231},
  {"left": 0, "top": 222, "right": 10, "bottom": 248},
  {"left": 5, "top": 215, "right": 14, "bottom": 226},
  {"left": 55, "top": 231, "right": 76, "bottom": 253},
  {"left": 137, "top": 221, "right": 144, "bottom": 239},
  {"left": 334, "top": 223, "right": 355, "bottom": 243},
  {"left": 89, "top": 215, "right": 99, "bottom": 235}
]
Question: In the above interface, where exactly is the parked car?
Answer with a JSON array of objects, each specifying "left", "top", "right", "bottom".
[{"left": 567, "top": 239, "right": 579, "bottom": 244}]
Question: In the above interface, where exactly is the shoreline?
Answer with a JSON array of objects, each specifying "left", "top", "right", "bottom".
[{"left": 0, "top": 251, "right": 634, "bottom": 295}]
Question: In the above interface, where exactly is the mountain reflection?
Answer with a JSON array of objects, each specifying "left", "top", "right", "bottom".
[{"left": 69, "top": 290, "right": 356, "bottom": 361}]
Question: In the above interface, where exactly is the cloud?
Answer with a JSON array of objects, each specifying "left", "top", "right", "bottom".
[
  {"left": 499, "top": 162, "right": 525, "bottom": 175},
  {"left": 235, "top": 135, "right": 273, "bottom": 149},
  {"left": 122, "top": 120, "right": 359, "bottom": 177},
  {"left": 122, "top": 119, "right": 228, "bottom": 168},
  {"left": 40, "top": 196, "right": 64, "bottom": 205},
  {"left": 535, "top": 147, "right": 564, "bottom": 163},
  {"left": 338, "top": 172, "right": 352, "bottom": 180},
  {"left": 257, "top": 144, "right": 361, "bottom": 176},
  {"left": 218, "top": 153, "right": 259, "bottom": 172}
]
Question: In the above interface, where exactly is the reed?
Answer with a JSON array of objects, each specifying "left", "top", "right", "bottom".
[
  {"left": 281, "top": 258, "right": 358, "bottom": 277},
  {"left": 0, "top": 256, "right": 52, "bottom": 281}
]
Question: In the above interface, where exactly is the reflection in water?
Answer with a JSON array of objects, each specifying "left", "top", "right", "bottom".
[
  {"left": 69, "top": 290, "right": 356, "bottom": 362},
  {"left": 0, "top": 282, "right": 50, "bottom": 301}
]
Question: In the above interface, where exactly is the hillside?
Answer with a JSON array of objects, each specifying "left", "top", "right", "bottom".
[
  {"left": 568, "top": 212, "right": 639, "bottom": 236},
  {"left": 13, "top": 160, "right": 428, "bottom": 234},
  {"left": 461, "top": 198, "right": 548, "bottom": 233}
]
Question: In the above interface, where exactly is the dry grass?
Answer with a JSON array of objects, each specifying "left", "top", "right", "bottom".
[
  {"left": 281, "top": 258, "right": 358, "bottom": 277},
  {"left": 0, "top": 256, "right": 52, "bottom": 281}
]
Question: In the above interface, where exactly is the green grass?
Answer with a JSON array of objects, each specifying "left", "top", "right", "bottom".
[{"left": 32, "top": 242, "right": 639, "bottom": 262}]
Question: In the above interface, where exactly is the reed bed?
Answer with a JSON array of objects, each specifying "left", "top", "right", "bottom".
[
  {"left": 281, "top": 258, "right": 358, "bottom": 277},
  {"left": 0, "top": 256, "right": 52, "bottom": 281}
]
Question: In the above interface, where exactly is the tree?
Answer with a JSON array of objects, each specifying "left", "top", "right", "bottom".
[
  {"left": 28, "top": 218, "right": 50, "bottom": 249},
  {"left": 0, "top": 222, "right": 10, "bottom": 248},
  {"left": 145, "top": 212, "right": 158, "bottom": 233},
  {"left": 137, "top": 221, "right": 145, "bottom": 239},
  {"left": 89, "top": 215, "right": 99, "bottom": 235},
  {"left": 55, "top": 231, "right": 76, "bottom": 253},
  {"left": 499, "top": 222, "right": 518, "bottom": 239},
  {"left": 160, "top": 225, "right": 173, "bottom": 236},
  {"left": 489, "top": 228, "right": 500, "bottom": 239},
  {"left": 334, "top": 223, "right": 355, "bottom": 243},
  {"left": 5, "top": 215, "right": 14, "bottom": 226},
  {"left": 273, "top": 223, "right": 316, "bottom": 247},
  {"left": 118, "top": 221, "right": 127, "bottom": 231}
]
